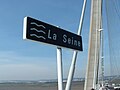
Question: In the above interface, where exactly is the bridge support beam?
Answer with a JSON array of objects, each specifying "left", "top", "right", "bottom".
[{"left": 84, "top": 0, "right": 102, "bottom": 90}]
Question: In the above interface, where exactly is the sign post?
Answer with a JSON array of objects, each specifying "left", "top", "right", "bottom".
[
  {"left": 23, "top": 16, "right": 83, "bottom": 90},
  {"left": 57, "top": 47, "right": 63, "bottom": 90},
  {"left": 65, "top": 0, "right": 86, "bottom": 90}
]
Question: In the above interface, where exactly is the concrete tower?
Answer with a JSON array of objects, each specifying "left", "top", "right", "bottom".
[{"left": 84, "top": 0, "right": 102, "bottom": 90}]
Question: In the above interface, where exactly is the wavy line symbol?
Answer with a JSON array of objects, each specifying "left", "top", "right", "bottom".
[
  {"left": 30, "top": 22, "right": 46, "bottom": 29},
  {"left": 30, "top": 28, "right": 46, "bottom": 34},
  {"left": 30, "top": 34, "right": 46, "bottom": 40}
]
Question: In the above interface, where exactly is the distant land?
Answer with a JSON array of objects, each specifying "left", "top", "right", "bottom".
[{"left": 0, "top": 75, "right": 120, "bottom": 84}]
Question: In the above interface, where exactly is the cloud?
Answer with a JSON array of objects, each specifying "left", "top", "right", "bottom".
[
  {"left": 0, "top": 51, "right": 57, "bottom": 80},
  {"left": 0, "top": 50, "right": 87, "bottom": 80},
  {"left": 0, "top": 51, "right": 56, "bottom": 64},
  {"left": 0, "top": 63, "right": 57, "bottom": 80}
]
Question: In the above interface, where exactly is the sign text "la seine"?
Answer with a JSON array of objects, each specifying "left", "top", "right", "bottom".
[{"left": 23, "top": 17, "right": 83, "bottom": 51}]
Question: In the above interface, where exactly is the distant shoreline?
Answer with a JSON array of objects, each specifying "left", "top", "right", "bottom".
[{"left": 0, "top": 81, "right": 84, "bottom": 90}]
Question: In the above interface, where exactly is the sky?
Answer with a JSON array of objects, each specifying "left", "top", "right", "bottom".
[{"left": 0, "top": 0, "right": 111, "bottom": 80}]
